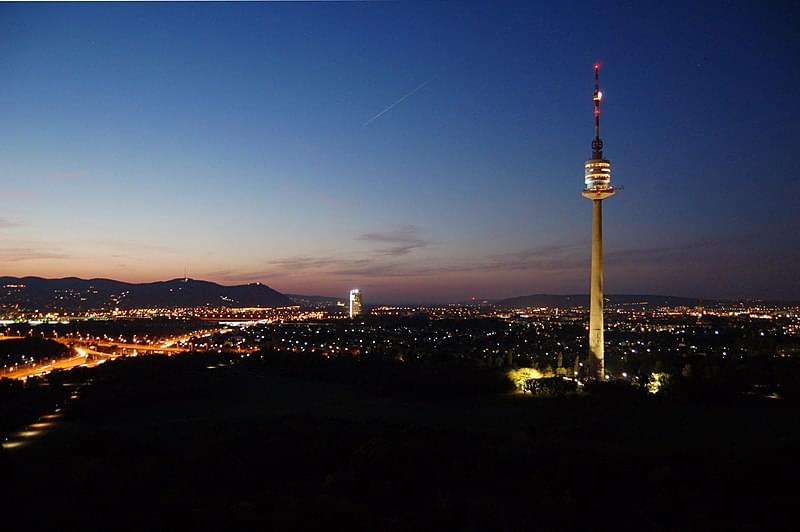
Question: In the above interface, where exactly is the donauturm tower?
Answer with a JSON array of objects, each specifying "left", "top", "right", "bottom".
[{"left": 582, "top": 64, "right": 615, "bottom": 379}]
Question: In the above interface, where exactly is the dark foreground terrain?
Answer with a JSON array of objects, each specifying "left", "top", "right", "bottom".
[{"left": 2, "top": 353, "right": 797, "bottom": 530}]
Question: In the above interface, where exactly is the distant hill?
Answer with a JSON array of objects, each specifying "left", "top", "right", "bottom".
[
  {"left": 0, "top": 277, "right": 294, "bottom": 311},
  {"left": 496, "top": 294, "right": 711, "bottom": 309}
]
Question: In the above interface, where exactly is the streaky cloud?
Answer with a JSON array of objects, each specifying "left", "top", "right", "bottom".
[
  {"left": 355, "top": 225, "right": 431, "bottom": 256},
  {"left": 0, "top": 247, "right": 70, "bottom": 262}
]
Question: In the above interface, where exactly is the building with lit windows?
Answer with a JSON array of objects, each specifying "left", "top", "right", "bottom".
[{"left": 349, "top": 289, "right": 363, "bottom": 318}]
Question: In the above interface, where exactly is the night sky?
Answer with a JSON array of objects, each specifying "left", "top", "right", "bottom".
[{"left": 1, "top": 1, "right": 798, "bottom": 302}]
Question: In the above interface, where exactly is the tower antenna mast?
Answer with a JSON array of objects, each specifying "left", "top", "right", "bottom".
[{"left": 592, "top": 64, "right": 603, "bottom": 159}]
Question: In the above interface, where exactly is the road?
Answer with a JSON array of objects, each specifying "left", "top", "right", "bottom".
[
  {"left": 90, "top": 341, "right": 188, "bottom": 353},
  {"left": 1, "top": 352, "right": 96, "bottom": 380},
  {"left": 0, "top": 326, "right": 229, "bottom": 380}
]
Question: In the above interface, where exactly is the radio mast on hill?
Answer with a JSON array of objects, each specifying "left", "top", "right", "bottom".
[{"left": 581, "top": 64, "right": 616, "bottom": 379}]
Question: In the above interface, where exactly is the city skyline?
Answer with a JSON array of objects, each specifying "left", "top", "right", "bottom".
[{"left": 1, "top": 1, "right": 799, "bottom": 303}]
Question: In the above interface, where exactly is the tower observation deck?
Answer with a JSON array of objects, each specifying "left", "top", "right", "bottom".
[{"left": 582, "top": 64, "right": 615, "bottom": 379}]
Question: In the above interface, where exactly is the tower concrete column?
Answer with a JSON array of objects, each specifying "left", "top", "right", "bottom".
[{"left": 588, "top": 199, "right": 604, "bottom": 379}]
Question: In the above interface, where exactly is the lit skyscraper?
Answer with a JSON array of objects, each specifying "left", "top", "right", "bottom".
[
  {"left": 581, "top": 64, "right": 615, "bottom": 379},
  {"left": 349, "top": 288, "right": 363, "bottom": 318}
]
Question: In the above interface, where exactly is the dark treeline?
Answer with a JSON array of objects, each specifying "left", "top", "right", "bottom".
[
  {"left": 252, "top": 349, "right": 516, "bottom": 398},
  {"left": 2, "top": 351, "right": 796, "bottom": 530},
  {"left": 0, "top": 337, "right": 71, "bottom": 366},
  {"left": 0, "top": 337, "right": 69, "bottom": 358},
  {"left": 0, "top": 374, "right": 70, "bottom": 440}
]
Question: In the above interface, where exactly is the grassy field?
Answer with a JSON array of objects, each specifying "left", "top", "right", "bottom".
[{"left": 2, "top": 353, "right": 797, "bottom": 530}]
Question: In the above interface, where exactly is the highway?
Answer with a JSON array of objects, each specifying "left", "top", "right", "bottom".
[
  {"left": 90, "top": 341, "right": 188, "bottom": 354},
  {"left": 1, "top": 352, "right": 98, "bottom": 380},
  {"left": 0, "top": 326, "right": 228, "bottom": 380}
]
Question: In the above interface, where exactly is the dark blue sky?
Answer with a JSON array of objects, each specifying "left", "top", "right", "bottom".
[{"left": 1, "top": 1, "right": 798, "bottom": 302}]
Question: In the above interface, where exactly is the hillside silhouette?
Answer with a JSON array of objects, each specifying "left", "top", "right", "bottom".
[{"left": 0, "top": 277, "right": 293, "bottom": 310}]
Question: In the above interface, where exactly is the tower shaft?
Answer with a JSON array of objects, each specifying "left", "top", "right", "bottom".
[{"left": 588, "top": 199, "right": 605, "bottom": 379}]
